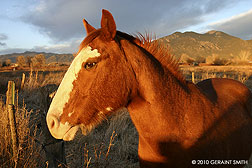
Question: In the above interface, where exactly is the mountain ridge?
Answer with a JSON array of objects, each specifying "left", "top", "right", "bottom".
[
  {"left": 1, "top": 30, "right": 251, "bottom": 64},
  {"left": 0, "top": 51, "right": 74, "bottom": 64},
  {"left": 158, "top": 30, "right": 252, "bottom": 62}
]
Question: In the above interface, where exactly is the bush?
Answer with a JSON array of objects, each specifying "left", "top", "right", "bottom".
[
  {"left": 205, "top": 54, "right": 230, "bottom": 65},
  {"left": 179, "top": 53, "right": 195, "bottom": 64},
  {"left": 231, "top": 50, "right": 251, "bottom": 65},
  {"left": 0, "top": 100, "right": 45, "bottom": 167},
  {"left": 2, "top": 59, "right": 12, "bottom": 67},
  {"left": 16, "top": 56, "right": 27, "bottom": 67},
  {"left": 31, "top": 54, "right": 46, "bottom": 67}
]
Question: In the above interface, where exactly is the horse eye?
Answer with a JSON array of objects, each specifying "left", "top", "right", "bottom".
[{"left": 84, "top": 62, "right": 97, "bottom": 70}]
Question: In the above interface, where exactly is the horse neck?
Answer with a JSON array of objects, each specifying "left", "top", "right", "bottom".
[
  {"left": 121, "top": 39, "right": 189, "bottom": 108},
  {"left": 119, "top": 39, "right": 211, "bottom": 163},
  {"left": 120, "top": 39, "right": 192, "bottom": 132}
]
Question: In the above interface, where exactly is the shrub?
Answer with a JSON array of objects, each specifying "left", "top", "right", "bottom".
[
  {"left": 205, "top": 54, "right": 230, "bottom": 65},
  {"left": 231, "top": 50, "right": 251, "bottom": 65},
  {"left": 0, "top": 99, "right": 45, "bottom": 167},
  {"left": 16, "top": 56, "right": 27, "bottom": 67},
  {"left": 179, "top": 53, "right": 195, "bottom": 64}
]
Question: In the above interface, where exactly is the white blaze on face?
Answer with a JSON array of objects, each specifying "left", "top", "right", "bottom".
[
  {"left": 48, "top": 46, "right": 101, "bottom": 118},
  {"left": 46, "top": 45, "right": 101, "bottom": 140}
]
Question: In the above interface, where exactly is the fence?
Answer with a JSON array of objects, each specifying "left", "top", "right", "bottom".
[
  {"left": 183, "top": 71, "right": 250, "bottom": 84},
  {"left": 6, "top": 81, "right": 19, "bottom": 167},
  {"left": 5, "top": 81, "right": 67, "bottom": 168}
]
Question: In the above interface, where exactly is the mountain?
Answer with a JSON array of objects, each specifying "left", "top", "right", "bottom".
[
  {"left": 157, "top": 30, "right": 252, "bottom": 62},
  {"left": 1, "top": 30, "right": 251, "bottom": 65},
  {"left": 0, "top": 51, "right": 74, "bottom": 64}
]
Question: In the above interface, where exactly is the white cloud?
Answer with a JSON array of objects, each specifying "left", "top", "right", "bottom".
[
  {"left": 0, "top": 42, "right": 6, "bottom": 46},
  {"left": 209, "top": 9, "right": 252, "bottom": 40},
  {"left": 0, "top": 33, "right": 8, "bottom": 41},
  {"left": 0, "top": 48, "right": 26, "bottom": 55},
  {"left": 21, "top": 0, "right": 239, "bottom": 41},
  {"left": 32, "top": 39, "right": 81, "bottom": 53},
  {"left": 0, "top": 33, "right": 8, "bottom": 47},
  {"left": 0, "top": 39, "right": 81, "bottom": 55}
]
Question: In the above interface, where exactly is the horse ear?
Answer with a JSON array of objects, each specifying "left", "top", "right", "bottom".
[
  {"left": 83, "top": 19, "right": 96, "bottom": 35},
  {"left": 101, "top": 9, "right": 116, "bottom": 40}
]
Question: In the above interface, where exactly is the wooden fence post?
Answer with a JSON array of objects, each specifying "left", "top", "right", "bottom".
[
  {"left": 21, "top": 73, "right": 25, "bottom": 90},
  {"left": 6, "top": 81, "right": 19, "bottom": 166},
  {"left": 192, "top": 71, "right": 195, "bottom": 83}
]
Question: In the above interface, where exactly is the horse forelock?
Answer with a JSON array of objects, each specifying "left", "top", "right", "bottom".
[{"left": 77, "top": 29, "right": 102, "bottom": 55}]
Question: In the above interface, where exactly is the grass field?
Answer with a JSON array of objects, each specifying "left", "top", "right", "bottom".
[{"left": 0, "top": 65, "right": 252, "bottom": 167}]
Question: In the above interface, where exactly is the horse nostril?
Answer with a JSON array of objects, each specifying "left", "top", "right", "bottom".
[
  {"left": 47, "top": 114, "right": 59, "bottom": 131},
  {"left": 51, "top": 119, "right": 55, "bottom": 128}
]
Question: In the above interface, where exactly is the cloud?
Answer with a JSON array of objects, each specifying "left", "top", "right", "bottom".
[
  {"left": 0, "top": 33, "right": 8, "bottom": 47},
  {"left": 21, "top": 0, "right": 239, "bottom": 42},
  {"left": 0, "top": 48, "right": 26, "bottom": 55},
  {"left": 32, "top": 39, "right": 81, "bottom": 53},
  {"left": 0, "top": 33, "right": 8, "bottom": 41},
  {"left": 0, "top": 38, "right": 81, "bottom": 55},
  {"left": 0, "top": 42, "right": 6, "bottom": 46},
  {"left": 209, "top": 9, "right": 252, "bottom": 40}
]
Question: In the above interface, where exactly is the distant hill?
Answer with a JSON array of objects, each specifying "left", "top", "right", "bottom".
[
  {"left": 0, "top": 51, "right": 74, "bottom": 64},
  {"left": 157, "top": 30, "right": 252, "bottom": 62},
  {"left": 1, "top": 30, "right": 252, "bottom": 65}
]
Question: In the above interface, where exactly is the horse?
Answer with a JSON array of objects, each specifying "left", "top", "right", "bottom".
[{"left": 46, "top": 9, "right": 252, "bottom": 167}]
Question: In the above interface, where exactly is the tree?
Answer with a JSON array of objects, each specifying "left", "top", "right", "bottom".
[
  {"left": 36, "top": 54, "right": 46, "bottom": 66},
  {"left": 179, "top": 53, "right": 195, "bottom": 64},
  {"left": 233, "top": 50, "right": 251, "bottom": 64},
  {"left": 16, "top": 55, "right": 26, "bottom": 67},
  {"left": 5, "top": 59, "right": 12, "bottom": 66},
  {"left": 26, "top": 56, "right": 32, "bottom": 67},
  {"left": 32, "top": 54, "right": 46, "bottom": 67},
  {"left": 205, "top": 55, "right": 215, "bottom": 64},
  {"left": 206, "top": 54, "right": 230, "bottom": 65}
]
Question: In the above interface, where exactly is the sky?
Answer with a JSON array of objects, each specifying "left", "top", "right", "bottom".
[{"left": 0, "top": 0, "right": 252, "bottom": 55}]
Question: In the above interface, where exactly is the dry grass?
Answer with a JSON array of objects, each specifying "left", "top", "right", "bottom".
[
  {"left": 180, "top": 65, "right": 252, "bottom": 85},
  {"left": 0, "top": 99, "right": 45, "bottom": 167},
  {"left": 65, "top": 109, "right": 139, "bottom": 168},
  {"left": 1, "top": 66, "right": 252, "bottom": 167},
  {"left": 0, "top": 69, "right": 64, "bottom": 168},
  {"left": 0, "top": 69, "right": 139, "bottom": 168}
]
